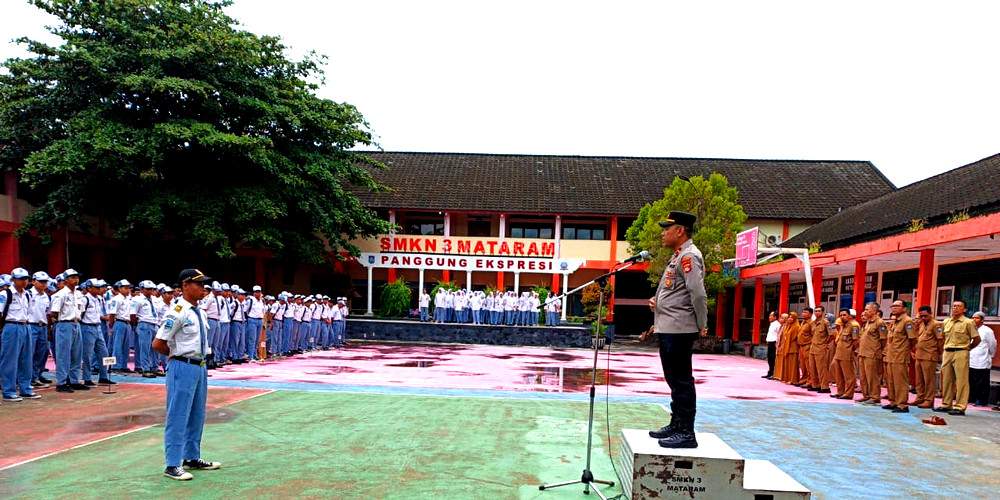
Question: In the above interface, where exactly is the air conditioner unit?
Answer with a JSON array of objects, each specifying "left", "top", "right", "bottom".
[{"left": 765, "top": 234, "right": 781, "bottom": 246}]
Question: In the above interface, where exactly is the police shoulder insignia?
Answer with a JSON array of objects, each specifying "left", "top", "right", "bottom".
[
  {"left": 681, "top": 255, "right": 693, "bottom": 273},
  {"left": 174, "top": 304, "right": 183, "bottom": 312}
]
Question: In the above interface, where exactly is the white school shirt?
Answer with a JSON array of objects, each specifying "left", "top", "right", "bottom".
[
  {"left": 970, "top": 325, "right": 997, "bottom": 369},
  {"left": 247, "top": 296, "right": 266, "bottom": 319},
  {"left": 765, "top": 320, "right": 781, "bottom": 342},
  {"left": 80, "top": 293, "right": 104, "bottom": 324},
  {"left": 2, "top": 287, "right": 31, "bottom": 323},
  {"left": 419, "top": 294, "right": 430, "bottom": 308},
  {"left": 28, "top": 288, "right": 50, "bottom": 323},
  {"left": 49, "top": 287, "right": 83, "bottom": 322},
  {"left": 134, "top": 293, "right": 158, "bottom": 324}
]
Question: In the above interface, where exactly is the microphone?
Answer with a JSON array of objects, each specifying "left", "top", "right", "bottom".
[{"left": 621, "top": 250, "right": 651, "bottom": 264}]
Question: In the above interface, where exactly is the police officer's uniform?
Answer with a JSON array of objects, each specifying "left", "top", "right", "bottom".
[
  {"left": 156, "top": 269, "right": 220, "bottom": 480},
  {"left": 647, "top": 212, "right": 707, "bottom": 449}
]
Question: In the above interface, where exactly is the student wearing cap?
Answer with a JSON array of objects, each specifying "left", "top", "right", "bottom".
[
  {"left": 214, "top": 284, "right": 232, "bottom": 364},
  {"left": 246, "top": 286, "right": 265, "bottom": 360},
  {"left": 641, "top": 211, "right": 707, "bottom": 449},
  {"left": 152, "top": 269, "right": 220, "bottom": 480},
  {"left": 133, "top": 281, "right": 160, "bottom": 378},
  {"left": 79, "top": 279, "right": 114, "bottom": 386},
  {"left": 109, "top": 280, "right": 135, "bottom": 373},
  {"left": 284, "top": 296, "right": 299, "bottom": 355},
  {"left": 28, "top": 272, "right": 53, "bottom": 387},
  {"left": 200, "top": 283, "right": 221, "bottom": 368},
  {"left": 335, "top": 298, "right": 348, "bottom": 347},
  {"left": 269, "top": 294, "right": 286, "bottom": 356},
  {"left": 49, "top": 268, "right": 88, "bottom": 392},
  {"left": 1, "top": 268, "right": 41, "bottom": 401}
]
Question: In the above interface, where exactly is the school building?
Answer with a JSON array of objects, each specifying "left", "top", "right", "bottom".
[{"left": 732, "top": 153, "right": 1000, "bottom": 367}]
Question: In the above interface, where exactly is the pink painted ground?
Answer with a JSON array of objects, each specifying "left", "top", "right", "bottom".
[{"left": 206, "top": 342, "right": 858, "bottom": 404}]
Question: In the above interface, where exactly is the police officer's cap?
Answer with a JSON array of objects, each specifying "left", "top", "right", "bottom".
[
  {"left": 658, "top": 211, "right": 696, "bottom": 231},
  {"left": 10, "top": 267, "right": 30, "bottom": 280},
  {"left": 178, "top": 268, "right": 212, "bottom": 284}
]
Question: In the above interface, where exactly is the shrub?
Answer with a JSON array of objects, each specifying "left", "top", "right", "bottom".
[{"left": 379, "top": 278, "right": 412, "bottom": 318}]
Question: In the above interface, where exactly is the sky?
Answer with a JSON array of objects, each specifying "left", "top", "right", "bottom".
[{"left": 2, "top": 0, "right": 998, "bottom": 187}]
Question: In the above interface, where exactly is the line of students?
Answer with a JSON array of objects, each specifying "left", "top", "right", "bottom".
[
  {"left": 418, "top": 289, "right": 562, "bottom": 326},
  {"left": 0, "top": 267, "right": 351, "bottom": 402}
]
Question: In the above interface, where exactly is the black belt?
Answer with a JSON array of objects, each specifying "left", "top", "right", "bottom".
[
  {"left": 233, "top": 320, "right": 244, "bottom": 323},
  {"left": 30, "top": 322, "right": 46, "bottom": 326},
  {"left": 81, "top": 322, "right": 100, "bottom": 326},
  {"left": 56, "top": 320, "right": 78, "bottom": 323},
  {"left": 170, "top": 355, "right": 206, "bottom": 366},
  {"left": 944, "top": 347, "right": 968, "bottom": 352},
  {"left": 5, "top": 320, "right": 28, "bottom": 325}
]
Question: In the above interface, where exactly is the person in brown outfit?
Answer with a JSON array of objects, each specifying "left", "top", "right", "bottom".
[
  {"left": 833, "top": 308, "right": 860, "bottom": 399},
  {"left": 782, "top": 311, "right": 801, "bottom": 384},
  {"left": 857, "top": 303, "right": 886, "bottom": 405},
  {"left": 883, "top": 300, "right": 917, "bottom": 412},
  {"left": 773, "top": 313, "right": 789, "bottom": 382},
  {"left": 808, "top": 307, "right": 833, "bottom": 393},
  {"left": 795, "top": 307, "right": 814, "bottom": 387},
  {"left": 934, "top": 300, "right": 981, "bottom": 416},
  {"left": 912, "top": 305, "right": 943, "bottom": 409}
]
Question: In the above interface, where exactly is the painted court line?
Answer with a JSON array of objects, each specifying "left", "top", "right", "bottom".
[{"left": 0, "top": 389, "right": 275, "bottom": 473}]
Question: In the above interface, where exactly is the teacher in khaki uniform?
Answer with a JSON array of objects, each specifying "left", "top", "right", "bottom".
[
  {"left": 152, "top": 269, "right": 222, "bottom": 481},
  {"left": 933, "top": 299, "right": 981, "bottom": 416},
  {"left": 641, "top": 211, "right": 708, "bottom": 449}
]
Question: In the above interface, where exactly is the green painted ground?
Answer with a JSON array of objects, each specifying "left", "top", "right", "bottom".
[{"left": 0, "top": 391, "right": 667, "bottom": 499}]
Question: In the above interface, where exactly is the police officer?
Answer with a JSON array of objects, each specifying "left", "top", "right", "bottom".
[
  {"left": 641, "top": 211, "right": 707, "bottom": 449},
  {"left": 152, "top": 269, "right": 220, "bottom": 480}
]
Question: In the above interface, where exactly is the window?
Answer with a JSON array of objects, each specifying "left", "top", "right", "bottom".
[
  {"left": 468, "top": 217, "right": 491, "bottom": 237},
  {"left": 936, "top": 286, "right": 955, "bottom": 318},
  {"left": 400, "top": 212, "right": 445, "bottom": 235},
  {"left": 509, "top": 222, "right": 553, "bottom": 239},
  {"left": 562, "top": 223, "right": 608, "bottom": 240},
  {"left": 981, "top": 283, "right": 1000, "bottom": 318}
]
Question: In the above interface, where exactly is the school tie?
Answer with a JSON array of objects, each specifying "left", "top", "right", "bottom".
[{"left": 193, "top": 307, "right": 207, "bottom": 359}]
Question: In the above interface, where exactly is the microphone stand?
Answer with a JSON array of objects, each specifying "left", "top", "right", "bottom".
[{"left": 538, "top": 259, "right": 641, "bottom": 499}]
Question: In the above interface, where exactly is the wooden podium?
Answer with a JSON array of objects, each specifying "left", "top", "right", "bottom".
[{"left": 617, "top": 429, "right": 810, "bottom": 499}]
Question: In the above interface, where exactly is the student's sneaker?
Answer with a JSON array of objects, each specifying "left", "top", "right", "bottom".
[
  {"left": 55, "top": 385, "right": 74, "bottom": 393},
  {"left": 98, "top": 379, "right": 117, "bottom": 385},
  {"left": 2, "top": 395, "right": 23, "bottom": 402},
  {"left": 69, "top": 383, "right": 91, "bottom": 391},
  {"left": 20, "top": 392, "right": 41, "bottom": 400},
  {"left": 183, "top": 459, "right": 221, "bottom": 470},
  {"left": 163, "top": 466, "right": 193, "bottom": 481}
]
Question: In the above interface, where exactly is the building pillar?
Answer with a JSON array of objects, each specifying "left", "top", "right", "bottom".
[
  {"left": 916, "top": 249, "right": 935, "bottom": 310},
  {"left": 811, "top": 267, "right": 823, "bottom": 309},
  {"left": 387, "top": 209, "right": 397, "bottom": 283},
  {"left": 255, "top": 256, "right": 266, "bottom": 286},
  {"left": 752, "top": 278, "right": 764, "bottom": 345},
  {"left": 466, "top": 270, "right": 472, "bottom": 292},
  {"left": 778, "top": 273, "right": 790, "bottom": 314},
  {"left": 388, "top": 268, "right": 397, "bottom": 283},
  {"left": 607, "top": 216, "right": 618, "bottom": 321},
  {"left": 498, "top": 213, "right": 506, "bottom": 239},
  {"left": 852, "top": 260, "right": 867, "bottom": 319},
  {"left": 442, "top": 212, "right": 451, "bottom": 283},
  {"left": 418, "top": 268, "right": 425, "bottom": 296},
  {"left": 48, "top": 228, "right": 67, "bottom": 274},
  {"left": 732, "top": 284, "right": 743, "bottom": 341},
  {"left": 513, "top": 272, "right": 520, "bottom": 293},
  {"left": 497, "top": 272, "right": 504, "bottom": 290},
  {"left": 561, "top": 272, "right": 569, "bottom": 321},
  {"left": 554, "top": 215, "right": 562, "bottom": 256},
  {"left": 551, "top": 273, "right": 560, "bottom": 293},
  {"left": 715, "top": 290, "right": 726, "bottom": 339},
  {"left": 366, "top": 267, "right": 374, "bottom": 316}
]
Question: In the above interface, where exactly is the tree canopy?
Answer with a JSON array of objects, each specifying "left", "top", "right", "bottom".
[
  {"left": 0, "top": 0, "right": 392, "bottom": 262},
  {"left": 625, "top": 173, "right": 747, "bottom": 295}
]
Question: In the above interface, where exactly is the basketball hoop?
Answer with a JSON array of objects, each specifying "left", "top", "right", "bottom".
[{"left": 730, "top": 226, "right": 816, "bottom": 309}]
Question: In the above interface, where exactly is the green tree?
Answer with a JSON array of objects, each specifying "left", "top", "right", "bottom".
[
  {"left": 625, "top": 174, "right": 747, "bottom": 295},
  {"left": 0, "top": 0, "right": 392, "bottom": 262},
  {"left": 379, "top": 278, "right": 412, "bottom": 318}
]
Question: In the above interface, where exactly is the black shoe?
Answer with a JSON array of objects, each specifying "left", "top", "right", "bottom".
[
  {"left": 38, "top": 376, "right": 53, "bottom": 384},
  {"left": 183, "top": 458, "right": 221, "bottom": 470},
  {"left": 761, "top": 374, "right": 771, "bottom": 379},
  {"left": 649, "top": 424, "right": 679, "bottom": 439},
  {"left": 20, "top": 392, "right": 41, "bottom": 400},
  {"left": 892, "top": 407, "right": 909, "bottom": 413},
  {"left": 807, "top": 387, "right": 819, "bottom": 392},
  {"left": 70, "top": 383, "right": 91, "bottom": 390},
  {"left": 98, "top": 379, "right": 117, "bottom": 385},
  {"left": 932, "top": 406, "right": 951, "bottom": 413},
  {"left": 818, "top": 389, "right": 830, "bottom": 393},
  {"left": 163, "top": 466, "right": 193, "bottom": 481},
  {"left": 948, "top": 409, "right": 965, "bottom": 416},
  {"left": 56, "top": 385, "right": 74, "bottom": 393},
  {"left": 881, "top": 404, "right": 897, "bottom": 410},
  {"left": 84, "top": 380, "right": 96, "bottom": 386},
  {"left": 658, "top": 431, "right": 698, "bottom": 449}
]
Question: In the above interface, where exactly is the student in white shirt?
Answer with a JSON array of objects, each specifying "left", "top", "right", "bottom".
[
  {"left": 763, "top": 312, "right": 781, "bottom": 379},
  {"left": 48, "top": 268, "right": 86, "bottom": 392},
  {"left": 970, "top": 312, "right": 997, "bottom": 406}
]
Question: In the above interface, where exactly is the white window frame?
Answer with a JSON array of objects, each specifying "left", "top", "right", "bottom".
[
  {"left": 936, "top": 286, "right": 955, "bottom": 319},
  {"left": 979, "top": 282, "right": 1000, "bottom": 320}
]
